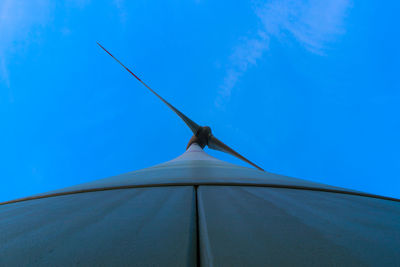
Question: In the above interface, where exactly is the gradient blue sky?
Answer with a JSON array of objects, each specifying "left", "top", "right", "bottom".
[{"left": 1, "top": 0, "right": 399, "bottom": 202}]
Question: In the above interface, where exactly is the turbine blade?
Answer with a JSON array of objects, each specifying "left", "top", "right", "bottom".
[
  {"left": 208, "top": 135, "right": 264, "bottom": 171},
  {"left": 97, "top": 42, "right": 200, "bottom": 134}
]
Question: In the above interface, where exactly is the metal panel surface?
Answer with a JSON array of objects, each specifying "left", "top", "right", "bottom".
[
  {"left": 197, "top": 186, "right": 400, "bottom": 266},
  {"left": 0, "top": 187, "right": 197, "bottom": 266},
  {"left": 29, "top": 144, "right": 354, "bottom": 200},
  {"left": 32, "top": 161, "right": 338, "bottom": 197}
]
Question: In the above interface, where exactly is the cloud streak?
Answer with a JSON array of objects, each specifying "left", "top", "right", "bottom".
[
  {"left": 216, "top": 0, "right": 351, "bottom": 106},
  {"left": 217, "top": 34, "right": 269, "bottom": 104},
  {"left": 0, "top": 0, "right": 52, "bottom": 89},
  {"left": 0, "top": 0, "right": 127, "bottom": 90}
]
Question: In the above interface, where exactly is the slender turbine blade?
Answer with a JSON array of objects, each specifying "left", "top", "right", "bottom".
[
  {"left": 97, "top": 42, "right": 200, "bottom": 134},
  {"left": 208, "top": 135, "right": 264, "bottom": 171}
]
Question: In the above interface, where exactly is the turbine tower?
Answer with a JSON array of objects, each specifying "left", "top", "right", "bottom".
[{"left": 0, "top": 44, "right": 399, "bottom": 266}]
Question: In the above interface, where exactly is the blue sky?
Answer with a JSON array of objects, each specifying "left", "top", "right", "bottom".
[{"left": 1, "top": 0, "right": 399, "bottom": 201}]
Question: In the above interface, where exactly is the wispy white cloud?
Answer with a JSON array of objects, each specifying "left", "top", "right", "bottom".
[
  {"left": 0, "top": 0, "right": 52, "bottom": 90},
  {"left": 215, "top": 33, "right": 269, "bottom": 107},
  {"left": 113, "top": 0, "right": 128, "bottom": 24},
  {"left": 216, "top": 0, "right": 351, "bottom": 106},
  {"left": 0, "top": 0, "right": 93, "bottom": 87},
  {"left": 257, "top": 0, "right": 350, "bottom": 54}
]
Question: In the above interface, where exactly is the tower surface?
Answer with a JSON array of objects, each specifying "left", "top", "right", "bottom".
[{"left": 1, "top": 144, "right": 399, "bottom": 266}]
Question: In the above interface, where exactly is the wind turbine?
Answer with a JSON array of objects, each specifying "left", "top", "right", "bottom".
[
  {"left": 0, "top": 43, "right": 399, "bottom": 267},
  {"left": 96, "top": 42, "right": 264, "bottom": 171}
]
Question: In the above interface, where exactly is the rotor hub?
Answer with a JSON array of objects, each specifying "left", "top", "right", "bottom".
[
  {"left": 196, "top": 126, "right": 212, "bottom": 147},
  {"left": 186, "top": 126, "right": 212, "bottom": 149}
]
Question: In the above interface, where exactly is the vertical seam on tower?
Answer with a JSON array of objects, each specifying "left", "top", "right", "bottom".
[{"left": 195, "top": 185, "right": 201, "bottom": 267}]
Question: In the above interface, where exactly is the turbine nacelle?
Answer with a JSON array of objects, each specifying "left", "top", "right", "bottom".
[
  {"left": 196, "top": 126, "right": 212, "bottom": 147},
  {"left": 187, "top": 126, "right": 212, "bottom": 149}
]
